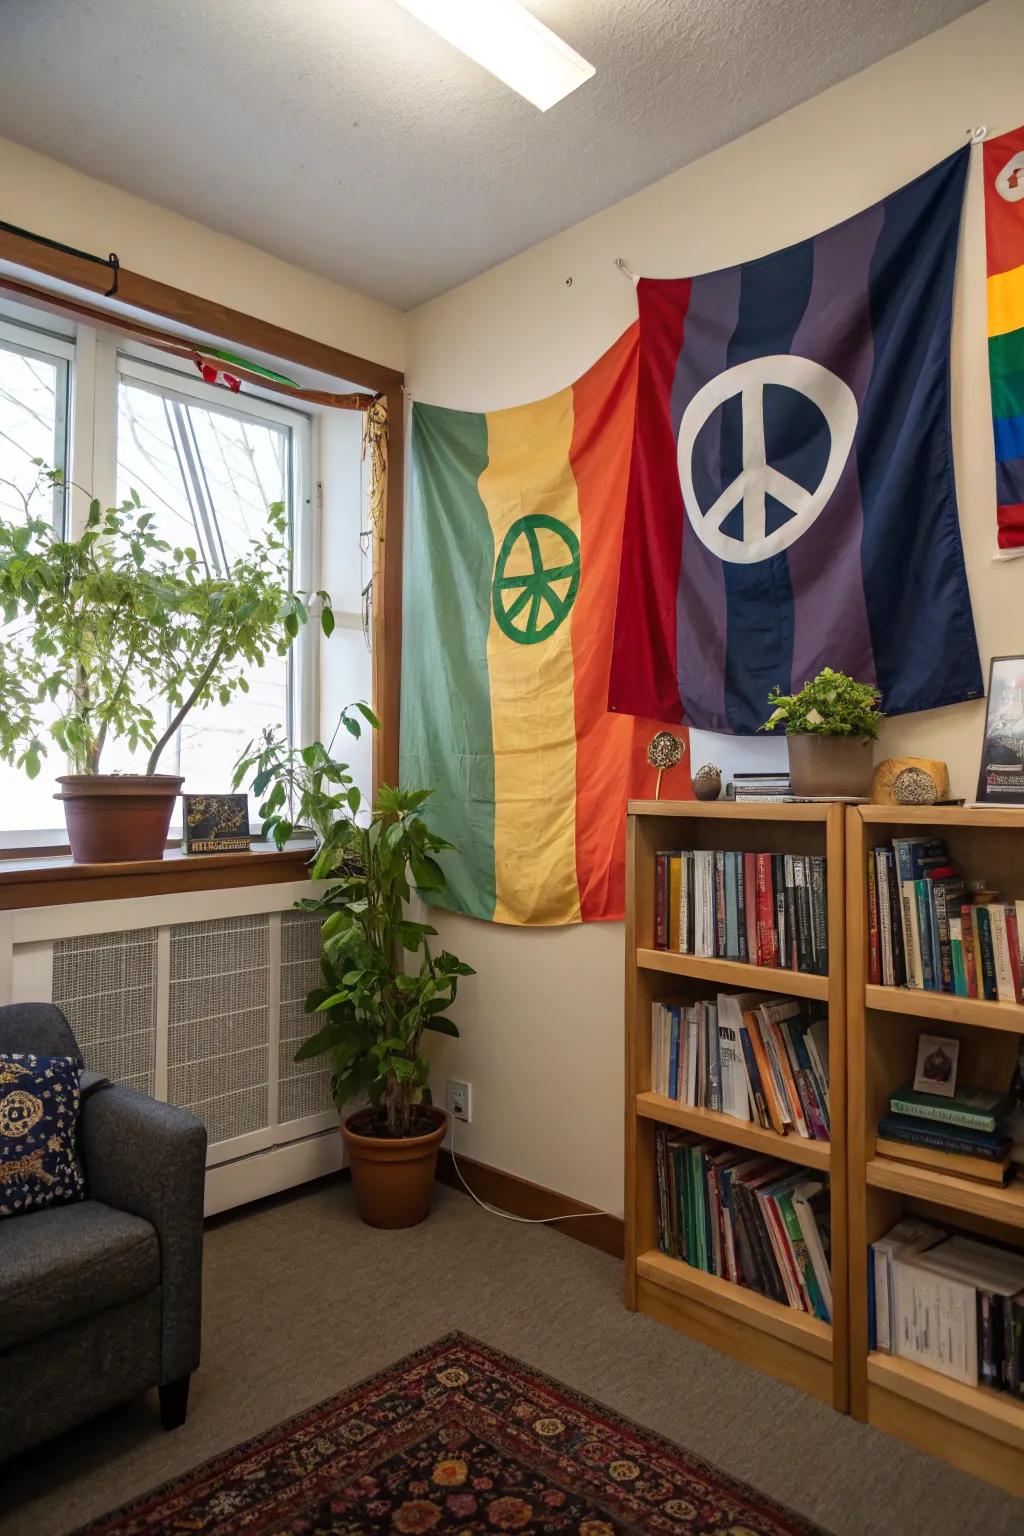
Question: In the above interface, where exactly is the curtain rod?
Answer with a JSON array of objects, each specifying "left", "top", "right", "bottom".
[
  {"left": 0, "top": 220, "right": 120, "bottom": 296},
  {"left": 0, "top": 272, "right": 376, "bottom": 411}
]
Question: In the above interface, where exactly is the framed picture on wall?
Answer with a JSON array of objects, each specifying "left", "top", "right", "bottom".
[{"left": 975, "top": 655, "right": 1024, "bottom": 806}]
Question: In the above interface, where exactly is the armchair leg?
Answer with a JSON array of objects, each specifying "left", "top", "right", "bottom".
[{"left": 159, "top": 1375, "right": 191, "bottom": 1430}]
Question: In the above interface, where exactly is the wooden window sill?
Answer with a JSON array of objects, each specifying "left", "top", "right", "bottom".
[{"left": 0, "top": 841, "right": 316, "bottom": 909}]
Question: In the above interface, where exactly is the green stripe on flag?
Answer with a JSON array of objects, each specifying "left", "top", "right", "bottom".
[
  {"left": 989, "top": 327, "right": 1024, "bottom": 381},
  {"left": 400, "top": 404, "right": 496, "bottom": 920},
  {"left": 991, "top": 365, "right": 1024, "bottom": 421}
]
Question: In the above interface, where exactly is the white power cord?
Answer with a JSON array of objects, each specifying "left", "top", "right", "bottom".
[{"left": 447, "top": 1120, "right": 620, "bottom": 1227}]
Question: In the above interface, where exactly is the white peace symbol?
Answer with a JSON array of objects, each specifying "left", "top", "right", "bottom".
[
  {"left": 996, "top": 151, "right": 1024, "bottom": 204},
  {"left": 677, "top": 354, "right": 858, "bottom": 565}
]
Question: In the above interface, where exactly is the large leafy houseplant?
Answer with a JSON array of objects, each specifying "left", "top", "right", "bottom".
[
  {"left": 234, "top": 717, "right": 474, "bottom": 1142},
  {"left": 0, "top": 466, "right": 329, "bottom": 778}
]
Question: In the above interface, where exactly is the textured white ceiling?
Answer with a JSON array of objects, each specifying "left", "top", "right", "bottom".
[{"left": 0, "top": 0, "right": 982, "bottom": 310}]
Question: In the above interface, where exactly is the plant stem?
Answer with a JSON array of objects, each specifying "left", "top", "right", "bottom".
[{"left": 145, "top": 637, "right": 229, "bottom": 774}]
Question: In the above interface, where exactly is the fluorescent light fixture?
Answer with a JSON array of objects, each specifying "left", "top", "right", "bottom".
[{"left": 393, "top": 0, "right": 595, "bottom": 111}]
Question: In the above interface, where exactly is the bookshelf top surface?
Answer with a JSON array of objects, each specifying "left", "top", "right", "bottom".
[
  {"left": 857, "top": 804, "right": 1024, "bottom": 828},
  {"left": 628, "top": 800, "right": 836, "bottom": 822}
]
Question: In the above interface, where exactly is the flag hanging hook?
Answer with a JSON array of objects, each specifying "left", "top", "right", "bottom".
[
  {"left": 967, "top": 126, "right": 988, "bottom": 143},
  {"left": 614, "top": 256, "right": 639, "bottom": 285}
]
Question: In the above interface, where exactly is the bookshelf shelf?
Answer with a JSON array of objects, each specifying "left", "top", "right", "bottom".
[
  {"left": 625, "top": 800, "right": 847, "bottom": 1413},
  {"left": 865, "top": 983, "right": 1024, "bottom": 1034},
  {"left": 847, "top": 805, "right": 1024, "bottom": 1495},
  {"left": 866, "top": 1154, "right": 1024, "bottom": 1230},
  {"left": 637, "top": 1091, "right": 832, "bottom": 1171},
  {"left": 638, "top": 948, "right": 829, "bottom": 1000}
]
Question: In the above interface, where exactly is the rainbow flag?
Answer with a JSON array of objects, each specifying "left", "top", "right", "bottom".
[
  {"left": 984, "top": 124, "right": 1024, "bottom": 554},
  {"left": 401, "top": 327, "right": 691, "bottom": 927}
]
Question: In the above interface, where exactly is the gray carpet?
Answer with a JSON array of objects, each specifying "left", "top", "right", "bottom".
[{"left": 1, "top": 1178, "right": 1021, "bottom": 1535}]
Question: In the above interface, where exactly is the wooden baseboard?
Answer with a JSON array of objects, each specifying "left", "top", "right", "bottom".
[{"left": 436, "top": 1150, "right": 624, "bottom": 1260}]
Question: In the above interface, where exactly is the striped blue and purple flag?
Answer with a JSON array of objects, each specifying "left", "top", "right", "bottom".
[{"left": 610, "top": 148, "right": 982, "bottom": 735}]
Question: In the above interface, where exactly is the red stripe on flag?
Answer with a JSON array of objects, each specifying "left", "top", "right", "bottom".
[
  {"left": 569, "top": 325, "right": 691, "bottom": 923},
  {"left": 997, "top": 501, "right": 1024, "bottom": 548},
  {"left": 608, "top": 278, "right": 692, "bottom": 723},
  {"left": 984, "top": 128, "right": 1024, "bottom": 278}
]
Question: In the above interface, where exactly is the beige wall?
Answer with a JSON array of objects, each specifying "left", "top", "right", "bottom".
[
  {"left": 407, "top": 0, "right": 1024, "bottom": 1213},
  {"left": 0, "top": 136, "right": 405, "bottom": 372}
]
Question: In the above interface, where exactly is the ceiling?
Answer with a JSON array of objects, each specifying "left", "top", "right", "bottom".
[{"left": 0, "top": 0, "right": 983, "bottom": 310}]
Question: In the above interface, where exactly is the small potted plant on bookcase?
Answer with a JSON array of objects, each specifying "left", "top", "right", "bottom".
[
  {"left": 234, "top": 714, "right": 474, "bottom": 1229},
  {"left": 761, "top": 667, "right": 882, "bottom": 797},
  {"left": 0, "top": 465, "right": 324, "bottom": 862}
]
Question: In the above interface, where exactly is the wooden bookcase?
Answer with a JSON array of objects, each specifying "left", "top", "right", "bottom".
[
  {"left": 846, "top": 805, "right": 1024, "bottom": 1496},
  {"left": 625, "top": 801, "right": 848, "bottom": 1412}
]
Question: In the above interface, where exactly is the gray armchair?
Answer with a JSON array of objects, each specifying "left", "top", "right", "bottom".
[{"left": 0, "top": 1004, "right": 207, "bottom": 1460}]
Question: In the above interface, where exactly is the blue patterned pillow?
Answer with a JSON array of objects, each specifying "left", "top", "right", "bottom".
[{"left": 0, "top": 1053, "right": 84, "bottom": 1218}]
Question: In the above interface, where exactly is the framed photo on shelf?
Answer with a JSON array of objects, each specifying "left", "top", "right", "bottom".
[
  {"left": 913, "top": 1033, "right": 960, "bottom": 1097},
  {"left": 975, "top": 654, "right": 1024, "bottom": 805}
]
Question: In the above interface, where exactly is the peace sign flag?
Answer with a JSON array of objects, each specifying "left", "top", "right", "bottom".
[
  {"left": 610, "top": 149, "right": 982, "bottom": 735},
  {"left": 401, "top": 327, "right": 692, "bottom": 927},
  {"left": 984, "top": 123, "right": 1024, "bottom": 555}
]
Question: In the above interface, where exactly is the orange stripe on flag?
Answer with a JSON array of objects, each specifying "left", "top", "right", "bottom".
[{"left": 569, "top": 324, "right": 692, "bottom": 923}]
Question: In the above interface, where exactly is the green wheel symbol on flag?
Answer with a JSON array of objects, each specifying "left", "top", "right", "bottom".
[{"left": 492, "top": 513, "right": 581, "bottom": 645}]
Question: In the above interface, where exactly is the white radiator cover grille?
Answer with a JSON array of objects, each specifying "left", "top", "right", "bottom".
[
  {"left": 278, "top": 910, "right": 335, "bottom": 1124},
  {"left": 168, "top": 915, "right": 270, "bottom": 1144},
  {"left": 52, "top": 929, "right": 158, "bottom": 1096}
]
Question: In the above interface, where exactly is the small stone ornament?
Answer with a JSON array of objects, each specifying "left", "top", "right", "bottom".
[
  {"left": 892, "top": 766, "right": 939, "bottom": 805},
  {"left": 693, "top": 763, "right": 722, "bottom": 801},
  {"left": 647, "top": 730, "right": 686, "bottom": 800}
]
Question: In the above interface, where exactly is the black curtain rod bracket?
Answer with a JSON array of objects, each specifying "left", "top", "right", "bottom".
[{"left": 0, "top": 220, "right": 120, "bottom": 297}]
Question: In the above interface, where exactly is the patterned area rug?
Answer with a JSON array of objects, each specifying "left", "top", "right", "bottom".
[{"left": 74, "top": 1333, "right": 826, "bottom": 1534}]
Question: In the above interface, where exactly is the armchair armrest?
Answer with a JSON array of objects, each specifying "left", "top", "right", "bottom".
[{"left": 79, "top": 1085, "right": 207, "bottom": 1384}]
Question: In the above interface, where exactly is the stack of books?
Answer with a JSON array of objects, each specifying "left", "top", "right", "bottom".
[
  {"left": 654, "top": 1126, "right": 832, "bottom": 1321},
  {"left": 650, "top": 991, "right": 830, "bottom": 1141},
  {"left": 731, "top": 772, "right": 792, "bottom": 802},
  {"left": 877, "top": 1083, "right": 1016, "bottom": 1185},
  {"left": 871, "top": 1222, "right": 1024, "bottom": 1394},
  {"left": 654, "top": 849, "right": 828, "bottom": 975},
  {"left": 866, "top": 836, "right": 1024, "bottom": 1000}
]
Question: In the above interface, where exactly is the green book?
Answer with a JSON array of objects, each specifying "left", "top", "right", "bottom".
[{"left": 889, "top": 1082, "right": 1015, "bottom": 1133}]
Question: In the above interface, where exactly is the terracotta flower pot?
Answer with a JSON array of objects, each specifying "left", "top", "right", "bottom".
[
  {"left": 787, "top": 735, "right": 874, "bottom": 798},
  {"left": 341, "top": 1105, "right": 448, "bottom": 1229},
  {"left": 55, "top": 774, "right": 184, "bottom": 863}
]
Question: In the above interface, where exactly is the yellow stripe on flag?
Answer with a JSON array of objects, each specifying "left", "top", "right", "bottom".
[
  {"left": 987, "top": 262, "right": 1024, "bottom": 338},
  {"left": 479, "top": 390, "right": 582, "bottom": 925}
]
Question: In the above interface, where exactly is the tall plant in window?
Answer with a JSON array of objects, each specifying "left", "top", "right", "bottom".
[{"left": 0, "top": 466, "right": 330, "bottom": 863}]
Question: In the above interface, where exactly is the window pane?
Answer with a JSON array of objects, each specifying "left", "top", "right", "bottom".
[
  {"left": 0, "top": 339, "right": 68, "bottom": 831},
  {"left": 113, "top": 376, "right": 294, "bottom": 812}
]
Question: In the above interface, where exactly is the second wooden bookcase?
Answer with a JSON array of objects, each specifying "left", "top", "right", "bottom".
[
  {"left": 846, "top": 804, "right": 1024, "bottom": 1495},
  {"left": 625, "top": 800, "right": 848, "bottom": 1412}
]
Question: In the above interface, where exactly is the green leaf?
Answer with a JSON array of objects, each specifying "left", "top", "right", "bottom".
[
  {"left": 321, "top": 606, "right": 335, "bottom": 637},
  {"left": 424, "top": 1016, "right": 459, "bottom": 1037}
]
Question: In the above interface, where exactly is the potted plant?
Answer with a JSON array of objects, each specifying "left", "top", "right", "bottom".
[
  {"left": 234, "top": 716, "right": 474, "bottom": 1228},
  {"left": 761, "top": 667, "right": 882, "bottom": 797},
  {"left": 0, "top": 466, "right": 326, "bottom": 862}
]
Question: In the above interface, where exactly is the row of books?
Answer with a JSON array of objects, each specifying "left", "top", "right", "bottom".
[
  {"left": 654, "top": 849, "right": 829, "bottom": 975},
  {"left": 871, "top": 1221, "right": 1024, "bottom": 1395},
  {"left": 866, "top": 836, "right": 1024, "bottom": 1000},
  {"left": 650, "top": 992, "right": 830, "bottom": 1141},
  {"left": 877, "top": 1082, "right": 1018, "bottom": 1187},
  {"left": 654, "top": 1126, "right": 832, "bottom": 1321}
]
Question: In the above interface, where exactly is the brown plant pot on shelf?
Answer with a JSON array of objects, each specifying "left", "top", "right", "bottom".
[
  {"left": 55, "top": 774, "right": 184, "bottom": 864},
  {"left": 341, "top": 1104, "right": 448, "bottom": 1229},
  {"left": 787, "top": 734, "right": 874, "bottom": 799}
]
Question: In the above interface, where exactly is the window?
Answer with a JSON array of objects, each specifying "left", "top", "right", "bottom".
[
  {"left": 0, "top": 317, "right": 72, "bottom": 832},
  {"left": 106, "top": 357, "right": 313, "bottom": 809},
  {"left": 0, "top": 302, "right": 370, "bottom": 845}
]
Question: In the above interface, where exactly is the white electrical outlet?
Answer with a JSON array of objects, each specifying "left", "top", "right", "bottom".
[{"left": 446, "top": 1078, "right": 471, "bottom": 1123}]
